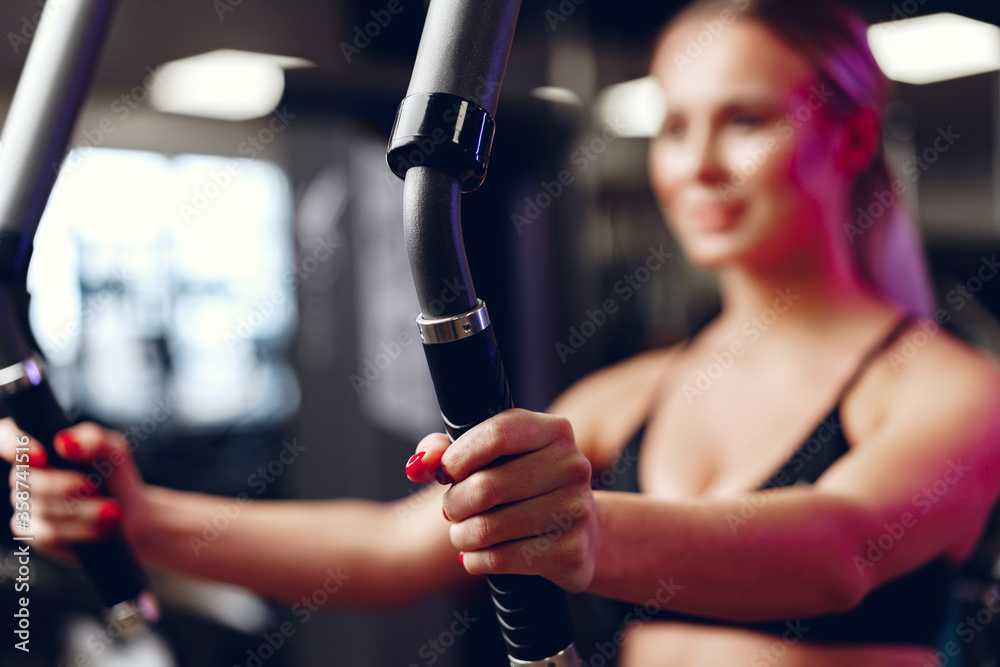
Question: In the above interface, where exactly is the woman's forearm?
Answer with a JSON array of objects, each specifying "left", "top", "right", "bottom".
[
  {"left": 588, "top": 489, "right": 872, "bottom": 621},
  {"left": 132, "top": 484, "right": 462, "bottom": 607}
]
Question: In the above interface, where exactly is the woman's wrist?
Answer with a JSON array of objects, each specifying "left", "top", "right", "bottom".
[
  {"left": 125, "top": 483, "right": 173, "bottom": 563},
  {"left": 587, "top": 490, "right": 625, "bottom": 595}
]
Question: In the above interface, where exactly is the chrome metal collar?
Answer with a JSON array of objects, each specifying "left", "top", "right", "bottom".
[
  {"left": 508, "top": 643, "right": 582, "bottom": 667},
  {"left": 416, "top": 300, "right": 490, "bottom": 344}
]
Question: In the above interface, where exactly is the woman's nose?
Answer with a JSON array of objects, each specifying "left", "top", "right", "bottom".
[{"left": 689, "top": 130, "right": 728, "bottom": 185}]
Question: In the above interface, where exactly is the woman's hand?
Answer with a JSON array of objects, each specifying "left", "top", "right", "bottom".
[
  {"left": 1, "top": 418, "right": 150, "bottom": 562},
  {"left": 406, "top": 409, "right": 598, "bottom": 593}
]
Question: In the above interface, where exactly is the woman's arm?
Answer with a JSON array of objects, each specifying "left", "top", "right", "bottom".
[
  {"left": 589, "top": 331, "right": 1000, "bottom": 620},
  {"left": 135, "top": 485, "right": 463, "bottom": 608},
  {"left": 3, "top": 419, "right": 466, "bottom": 608},
  {"left": 438, "top": 330, "right": 1000, "bottom": 620}
]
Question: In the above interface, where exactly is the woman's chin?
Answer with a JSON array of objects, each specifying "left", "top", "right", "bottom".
[{"left": 681, "top": 238, "right": 750, "bottom": 271}]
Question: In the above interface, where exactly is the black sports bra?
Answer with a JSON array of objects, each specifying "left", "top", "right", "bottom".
[{"left": 573, "top": 316, "right": 954, "bottom": 652}]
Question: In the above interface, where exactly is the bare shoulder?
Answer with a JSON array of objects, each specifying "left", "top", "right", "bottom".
[
  {"left": 879, "top": 319, "right": 998, "bottom": 413},
  {"left": 547, "top": 345, "right": 683, "bottom": 470},
  {"left": 831, "top": 319, "right": 1000, "bottom": 565},
  {"left": 847, "top": 318, "right": 1000, "bottom": 450}
]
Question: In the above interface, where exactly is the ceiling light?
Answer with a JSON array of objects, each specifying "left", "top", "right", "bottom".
[
  {"left": 529, "top": 86, "right": 583, "bottom": 106},
  {"left": 150, "top": 49, "right": 314, "bottom": 121},
  {"left": 594, "top": 76, "right": 665, "bottom": 138},
  {"left": 868, "top": 13, "right": 1000, "bottom": 85}
]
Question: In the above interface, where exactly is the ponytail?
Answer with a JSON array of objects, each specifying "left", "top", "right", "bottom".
[{"left": 852, "top": 153, "right": 936, "bottom": 317}]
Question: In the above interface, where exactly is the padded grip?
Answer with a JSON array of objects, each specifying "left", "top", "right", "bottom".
[{"left": 421, "top": 323, "right": 576, "bottom": 662}]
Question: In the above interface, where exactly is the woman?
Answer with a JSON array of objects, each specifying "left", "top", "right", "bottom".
[{"left": 6, "top": 0, "right": 1000, "bottom": 664}]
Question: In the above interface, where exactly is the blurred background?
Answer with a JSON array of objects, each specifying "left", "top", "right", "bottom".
[{"left": 0, "top": 0, "right": 999, "bottom": 665}]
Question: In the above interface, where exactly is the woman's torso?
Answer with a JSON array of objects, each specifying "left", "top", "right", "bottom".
[{"left": 572, "top": 310, "right": 957, "bottom": 666}]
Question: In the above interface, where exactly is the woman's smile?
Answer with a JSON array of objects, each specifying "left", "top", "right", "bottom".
[{"left": 687, "top": 201, "right": 747, "bottom": 231}]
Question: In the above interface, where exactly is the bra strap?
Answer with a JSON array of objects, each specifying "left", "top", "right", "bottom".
[{"left": 832, "top": 314, "right": 915, "bottom": 405}]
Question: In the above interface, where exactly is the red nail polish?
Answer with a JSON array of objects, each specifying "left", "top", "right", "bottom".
[
  {"left": 458, "top": 552, "right": 464, "bottom": 566},
  {"left": 28, "top": 450, "right": 48, "bottom": 468},
  {"left": 59, "top": 433, "right": 81, "bottom": 459},
  {"left": 405, "top": 452, "right": 426, "bottom": 477},
  {"left": 97, "top": 503, "right": 123, "bottom": 535},
  {"left": 442, "top": 507, "right": 449, "bottom": 521},
  {"left": 435, "top": 465, "right": 454, "bottom": 485}
]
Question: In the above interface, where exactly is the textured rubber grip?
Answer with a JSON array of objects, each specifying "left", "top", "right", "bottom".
[
  {"left": 488, "top": 574, "right": 577, "bottom": 663},
  {"left": 2, "top": 378, "right": 146, "bottom": 607},
  {"left": 421, "top": 322, "right": 577, "bottom": 662}
]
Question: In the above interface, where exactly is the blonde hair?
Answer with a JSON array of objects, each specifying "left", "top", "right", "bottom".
[{"left": 661, "top": 0, "right": 936, "bottom": 317}]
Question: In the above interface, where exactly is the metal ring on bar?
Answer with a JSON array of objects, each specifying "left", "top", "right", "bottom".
[
  {"left": 416, "top": 300, "right": 490, "bottom": 344},
  {"left": 508, "top": 644, "right": 582, "bottom": 667},
  {"left": 0, "top": 353, "right": 46, "bottom": 394}
]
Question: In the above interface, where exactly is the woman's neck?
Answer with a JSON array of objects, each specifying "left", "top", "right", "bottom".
[{"left": 713, "top": 242, "right": 891, "bottom": 334}]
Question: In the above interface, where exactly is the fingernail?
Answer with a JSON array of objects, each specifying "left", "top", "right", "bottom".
[
  {"left": 458, "top": 552, "right": 464, "bottom": 566},
  {"left": 58, "top": 433, "right": 81, "bottom": 459},
  {"left": 97, "top": 503, "right": 123, "bottom": 536},
  {"left": 435, "top": 465, "right": 454, "bottom": 485},
  {"left": 28, "top": 450, "right": 48, "bottom": 468},
  {"left": 442, "top": 507, "right": 449, "bottom": 521},
  {"left": 405, "top": 452, "right": 426, "bottom": 477}
]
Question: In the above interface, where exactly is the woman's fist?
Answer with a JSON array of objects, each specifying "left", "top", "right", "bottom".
[
  {"left": 1, "top": 419, "right": 149, "bottom": 562},
  {"left": 407, "top": 409, "right": 598, "bottom": 593}
]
